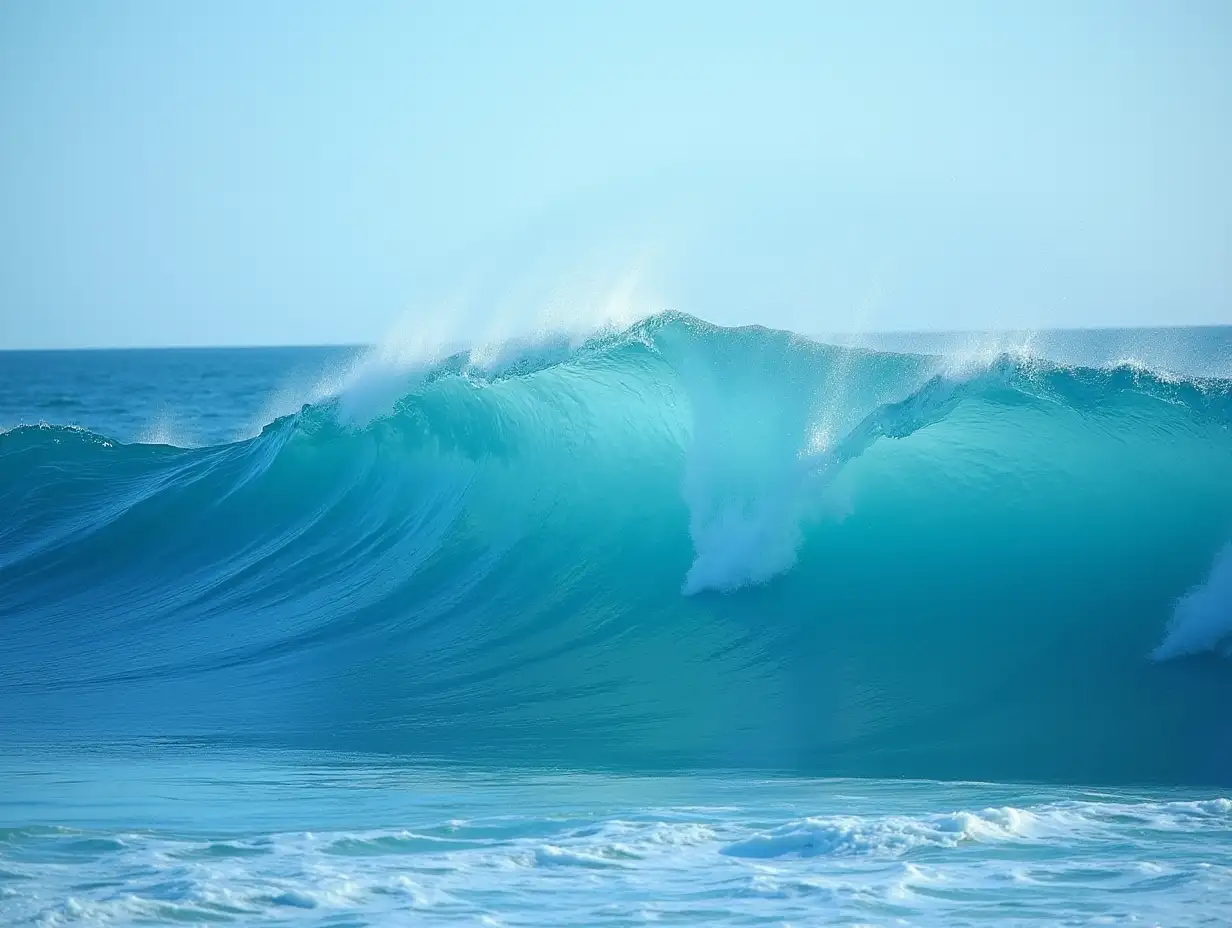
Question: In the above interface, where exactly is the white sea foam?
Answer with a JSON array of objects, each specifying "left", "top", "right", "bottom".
[
  {"left": 4, "top": 786, "right": 1231, "bottom": 927},
  {"left": 719, "top": 805, "right": 1088, "bottom": 859}
]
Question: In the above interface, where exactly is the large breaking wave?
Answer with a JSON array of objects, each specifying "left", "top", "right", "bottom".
[{"left": 2, "top": 313, "right": 1231, "bottom": 785}]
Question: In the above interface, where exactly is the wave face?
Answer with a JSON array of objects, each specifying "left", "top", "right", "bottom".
[{"left": 2, "top": 313, "right": 1232, "bottom": 786}]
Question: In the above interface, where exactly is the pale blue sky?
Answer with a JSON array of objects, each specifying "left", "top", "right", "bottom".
[{"left": 1, "top": 1, "right": 1229, "bottom": 348}]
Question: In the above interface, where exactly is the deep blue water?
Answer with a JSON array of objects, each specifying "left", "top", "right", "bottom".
[{"left": 1, "top": 316, "right": 1230, "bottom": 925}]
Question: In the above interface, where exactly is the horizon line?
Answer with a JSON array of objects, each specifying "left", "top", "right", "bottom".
[{"left": 1, "top": 318, "right": 1228, "bottom": 353}]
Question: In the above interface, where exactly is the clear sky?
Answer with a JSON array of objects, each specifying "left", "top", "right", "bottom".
[{"left": 1, "top": 1, "right": 1229, "bottom": 348}]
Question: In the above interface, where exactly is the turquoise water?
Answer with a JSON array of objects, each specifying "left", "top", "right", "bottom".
[{"left": 1, "top": 315, "right": 1231, "bottom": 924}]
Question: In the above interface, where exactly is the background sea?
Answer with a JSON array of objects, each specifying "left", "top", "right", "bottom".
[{"left": 1, "top": 317, "right": 1231, "bottom": 926}]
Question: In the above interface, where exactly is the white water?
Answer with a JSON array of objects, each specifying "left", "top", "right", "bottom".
[{"left": 3, "top": 754, "right": 1231, "bottom": 927}]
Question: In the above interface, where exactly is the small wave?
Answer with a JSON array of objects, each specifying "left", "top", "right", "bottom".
[
  {"left": 720, "top": 806, "right": 1057, "bottom": 859},
  {"left": 720, "top": 795, "right": 1232, "bottom": 860}
]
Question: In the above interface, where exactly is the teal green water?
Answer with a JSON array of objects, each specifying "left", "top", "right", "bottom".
[{"left": 1, "top": 315, "right": 1230, "bottom": 923}]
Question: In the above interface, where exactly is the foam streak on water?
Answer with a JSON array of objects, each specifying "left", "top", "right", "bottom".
[{"left": 1, "top": 754, "right": 1231, "bottom": 927}]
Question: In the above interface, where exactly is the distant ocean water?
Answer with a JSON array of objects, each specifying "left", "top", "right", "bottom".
[{"left": 2, "top": 315, "right": 1231, "bottom": 925}]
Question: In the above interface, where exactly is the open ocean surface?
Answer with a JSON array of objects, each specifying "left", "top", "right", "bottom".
[{"left": 2, "top": 315, "right": 1231, "bottom": 926}]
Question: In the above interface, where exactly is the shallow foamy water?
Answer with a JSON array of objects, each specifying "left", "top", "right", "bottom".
[{"left": 2, "top": 751, "right": 1230, "bottom": 926}]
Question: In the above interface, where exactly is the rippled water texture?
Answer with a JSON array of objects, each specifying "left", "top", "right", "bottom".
[{"left": 3, "top": 754, "right": 1232, "bottom": 927}]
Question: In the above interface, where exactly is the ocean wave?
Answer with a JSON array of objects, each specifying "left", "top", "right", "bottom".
[{"left": 2, "top": 313, "right": 1231, "bottom": 785}]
